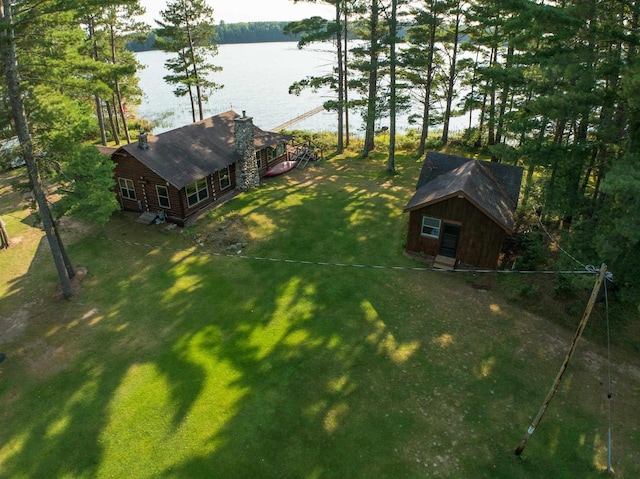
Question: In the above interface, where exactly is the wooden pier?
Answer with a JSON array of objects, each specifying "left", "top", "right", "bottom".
[{"left": 272, "top": 106, "right": 325, "bottom": 132}]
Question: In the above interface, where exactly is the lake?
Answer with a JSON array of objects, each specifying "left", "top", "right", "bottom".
[{"left": 135, "top": 42, "right": 473, "bottom": 135}]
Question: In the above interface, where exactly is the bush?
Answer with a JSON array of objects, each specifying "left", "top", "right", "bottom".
[
  {"left": 458, "top": 127, "right": 481, "bottom": 148},
  {"left": 553, "top": 274, "right": 578, "bottom": 298},
  {"left": 515, "top": 231, "right": 546, "bottom": 271}
]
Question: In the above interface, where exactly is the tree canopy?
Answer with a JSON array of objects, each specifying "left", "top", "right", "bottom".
[{"left": 0, "top": 0, "right": 145, "bottom": 297}]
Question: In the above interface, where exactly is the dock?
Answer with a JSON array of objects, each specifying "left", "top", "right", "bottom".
[{"left": 272, "top": 106, "right": 325, "bottom": 132}]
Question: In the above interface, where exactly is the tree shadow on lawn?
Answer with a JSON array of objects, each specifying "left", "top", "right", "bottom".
[
  {"left": 150, "top": 259, "right": 619, "bottom": 479},
  {"left": 0, "top": 249, "right": 623, "bottom": 478},
  {"left": 0, "top": 231, "right": 214, "bottom": 477}
]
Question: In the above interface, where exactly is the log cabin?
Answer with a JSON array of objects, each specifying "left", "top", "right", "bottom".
[
  {"left": 404, "top": 152, "right": 523, "bottom": 270},
  {"left": 111, "top": 110, "right": 293, "bottom": 226}
]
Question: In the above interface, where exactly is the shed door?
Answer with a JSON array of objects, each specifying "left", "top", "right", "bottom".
[{"left": 439, "top": 223, "right": 460, "bottom": 258}]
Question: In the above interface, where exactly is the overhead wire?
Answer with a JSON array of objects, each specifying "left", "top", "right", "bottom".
[
  {"left": 93, "top": 234, "right": 600, "bottom": 275},
  {"left": 531, "top": 205, "right": 613, "bottom": 280}
]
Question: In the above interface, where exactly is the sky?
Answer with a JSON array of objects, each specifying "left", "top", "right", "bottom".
[{"left": 139, "top": 0, "right": 334, "bottom": 25}]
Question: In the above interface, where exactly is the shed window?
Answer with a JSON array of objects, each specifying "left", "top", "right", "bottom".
[
  {"left": 421, "top": 216, "right": 441, "bottom": 239},
  {"left": 219, "top": 166, "right": 231, "bottom": 190},
  {"left": 118, "top": 178, "right": 136, "bottom": 200},
  {"left": 186, "top": 178, "right": 209, "bottom": 207},
  {"left": 266, "top": 147, "right": 275, "bottom": 161},
  {"left": 254, "top": 151, "right": 262, "bottom": 169},
  {"left": 156, "top": 185, "right": 170, "bottom": 209}
]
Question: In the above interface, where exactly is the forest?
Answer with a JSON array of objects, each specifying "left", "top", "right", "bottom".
[
  {"left": 127, "top": 21, "right": 303, "bottom": 51},
  {"left": 0, "top": 0, "right": 638, "bottom": 316}
]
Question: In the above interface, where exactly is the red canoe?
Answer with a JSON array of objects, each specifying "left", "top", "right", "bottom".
[{"left": 263, "top": 161, "right": 298, "bottom": 178}]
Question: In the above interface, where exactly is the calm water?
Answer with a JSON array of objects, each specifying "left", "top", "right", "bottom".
[
  {"left": 135, "top": 42, "right": 338, "bottom": 134},
  {"left": 135, "top": 42, "right": 472, "bottom": 135}
]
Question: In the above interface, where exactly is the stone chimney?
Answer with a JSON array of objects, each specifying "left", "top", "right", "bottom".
[
  {"left": 138, "top": 131, "right": 149, "bottom": 150},
  {"left": 234, "top": 112, "right": 258, "bottom": 191}
]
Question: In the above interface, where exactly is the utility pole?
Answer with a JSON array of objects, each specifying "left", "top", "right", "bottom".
[{"left": 514, "top": 263, "right": 608, "bottom": 456}]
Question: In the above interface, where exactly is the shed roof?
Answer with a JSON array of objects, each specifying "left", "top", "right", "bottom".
[
  {"left": 404, "top": 152, "right": 523, "bottom": 233},
  {"left": 115, "top": 110, "right": 292, "bottom": 190}
]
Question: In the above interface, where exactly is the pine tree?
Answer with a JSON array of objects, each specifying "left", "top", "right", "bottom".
[
  {"left": 0, "top": 0, "right": 74, "bottom": 297},
  {"left": 103, "top": 4, "right": 148, "bottom": 144},
  {"left": 439, "top": 0, "right": 464, "bottom": 145},
  {"left": 403, "top": 0, "right": 447, "bottom": 156},
  {"left": 286, "top": 0, "right": 351, "bottom": 153},
  {"left": 156, "top": 0, "right": 221, "bottom": 122},
  {"left": 361, "top": 0, "right": 382, "bottom": 157},
  {"left": 1, "top": 0, "right": 132, "bottom": 298}
]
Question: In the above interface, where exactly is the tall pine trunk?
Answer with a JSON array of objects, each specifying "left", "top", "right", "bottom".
[
  {"left": 336, "top": 1, "right": 344, "bottom": 153},
  {"left": 110, "top": 24, "right": 131, "bottom": 143},
  {"left": 487, "top": 45, "right": 498, "bottom": 146},
  {"left": 441, "top": 8, "right": 460, "bottom": 144},
  {"left": 1, "top": 0, "right": 74, "bottom": 298},
  {"left": 344, "top": 5, "right": 350, "bottom": 147},
  {"left": 106, "top": 100, "right": 120, "bottom": 145},
  {"left": 386, "top": 0, "right": 397, "bottom": 172},
  {"left": 185, "top": 17, "right": 205, "bottom": 121},
  {"left": 495, "top": 43, "right": 514, "bottom": 147},
  {"left": 362, "top": 0, "right": 379, "bottom": 157},
  {"left": 418, "top": 21, "right": 437, "bottom": 157},
  {"left": 88, "top": 16, "right": 108, "bottom": 146},
  {"left": 0, "top": 215, "right": 9, "bottom": 249}
]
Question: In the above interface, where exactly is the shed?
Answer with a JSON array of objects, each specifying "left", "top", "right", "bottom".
[
  {"left": 111, "top": 110, "right": 293, "bottom": 226},
  {"left": 404, "top": 152, "right": 523, "bottom": 269}
]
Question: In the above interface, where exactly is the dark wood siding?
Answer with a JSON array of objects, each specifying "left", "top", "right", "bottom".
[
  {"left": 257, "top": 146, "right": 289, "bottom": 176},
  {"left": 406, "top": 197, "right": 506, "bottom": 269},
  {"left": 113, "top": 152, "right": 184, "bottom": 221},
  {"left": 113, "top": 152, "right": 240, "bottom": 225}
]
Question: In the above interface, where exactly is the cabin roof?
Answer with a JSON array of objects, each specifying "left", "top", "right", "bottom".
[
  {"left": 115, "top": 110, "right": 292, "bottom": 190},
  {"left": 403, "top": 152, "right": 524, "bottom": 233}
]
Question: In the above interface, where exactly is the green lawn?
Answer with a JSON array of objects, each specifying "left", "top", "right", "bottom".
[{"left": 1, "top": 154, "right": 638, "bottom": 478}]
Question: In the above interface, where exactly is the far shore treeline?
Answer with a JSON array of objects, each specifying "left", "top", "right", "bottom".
[{"left": 127, "top": 21, "right": 301, "bottom": 51}]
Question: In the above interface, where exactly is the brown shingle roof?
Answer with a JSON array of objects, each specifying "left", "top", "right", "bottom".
[
  {"left": 95, "top": 145, "right": 118, "bottom": 156},
  {"left": 404, "top": 152, "right": 524, "bottom": 233},
  {"left": 116, "top": 110, "right": 292, "bottom": 190}
]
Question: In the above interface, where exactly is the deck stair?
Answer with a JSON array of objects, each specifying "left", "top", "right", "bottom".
[
  {"left": 136, "top": 211, "right": 158, "bottom": 225},
  {"left": 292, "top": 146, "right": 317, "bottom": 169},
  {"left": 433, "top": 255, "right": 456, "bottom": 270}
]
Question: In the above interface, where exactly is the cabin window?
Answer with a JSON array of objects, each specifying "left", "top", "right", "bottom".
[
  {"left": 156, "top": 185, "right": 170, "bottom": 209},
  {"left": 266, "top": 147, "right": 275, "bottom": 161},
  {"left": 276, "top": 143, "right": 285, "bottom": 157},
  {"left": 219, "top": 166, "right": 231, "bottom": 190},
  {"left": 254, "top": 151, "right": 262, "bottom": 169},
  {"left": 118, "top": 178, "right": 136, "bottom": 200},
  {"left": 421, "top": 216, "right": 441, "bottom": 239},
  {"left": 186, "top": 178, "right": 209, "bottom": 207}
]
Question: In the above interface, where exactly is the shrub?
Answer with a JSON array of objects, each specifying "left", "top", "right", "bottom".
[
  {"left": 515, "top": 231, "right": 546, "bottom": 271},
  {"left": 553, "top": 274, "right": 577, "bottom": 298}
]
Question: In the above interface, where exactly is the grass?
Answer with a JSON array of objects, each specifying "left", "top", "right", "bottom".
[{"left": 1, "top": 152, "right": 639, "bottom": 478}]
